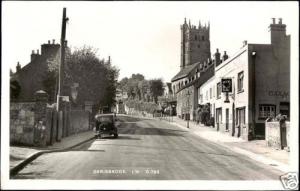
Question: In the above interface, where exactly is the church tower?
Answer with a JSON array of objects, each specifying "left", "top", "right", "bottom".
[{"left": 180, "top": 18, "right": 211, "bottom": 69}]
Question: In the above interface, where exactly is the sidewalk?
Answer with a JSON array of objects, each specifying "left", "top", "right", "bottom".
[
  {"left": 159, "top": 116, "right": 290, "bottom": 172},
  {"left": 10, "top": 130, "right": 95, "bottom": 172}
]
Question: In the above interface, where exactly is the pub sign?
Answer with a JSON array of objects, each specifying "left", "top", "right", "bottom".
[{"left": 221, "top": 78, "right": 232, "bottom": 92}]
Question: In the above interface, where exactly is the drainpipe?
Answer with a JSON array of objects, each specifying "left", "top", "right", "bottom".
[{"left": 251, "top": 51, "right": 257, "bottom": 140}]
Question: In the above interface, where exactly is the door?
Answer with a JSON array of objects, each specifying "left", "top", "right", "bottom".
[
  {"left": 226, "top": 108, "right": 229, "bottom": 131},
  {"left": 232, "top": 103, "right": 235, "bottom": 136},
  {"left": 216, "top": 108, "right": 222, "bottom": 131}
]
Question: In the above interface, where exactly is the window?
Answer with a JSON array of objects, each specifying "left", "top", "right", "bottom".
[
  {"left": 210, "top": 88, "right": 212, "bottom": 99},
  {"left": 236, "top": 107, "right": 246, "bottom": 125},
  {"left": 259, "top": 104, "right": 276, "bottom": 119},
  {"left": 202, "top": 36, "right": 205, "bottom": 41},
  {"left": 216, "top": 108, "right": 222, "bottom": 123},
  {"left": 238, "top": 71, "right": 244, "bottom": 93},
  {"left": 217, "top": 82, "right": 221, "bottom": 99},
  {"left": 199, "top": 94, "right": 203, "bottom": 103},
  {"left": 195, "top": 35, "right": 197, "bottom": 40},
  {"left": 197, "top": 44, "right": 200, "bottom": 48},
  {"left": 205, "top": 90, "right": 208, "bottom": 101}
]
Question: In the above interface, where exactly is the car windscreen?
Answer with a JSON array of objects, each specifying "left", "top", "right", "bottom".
[{"left": 98, "top": 116, "right": 113, "bottom": 123}]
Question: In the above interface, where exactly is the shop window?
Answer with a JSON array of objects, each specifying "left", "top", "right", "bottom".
[
  {"left": 259, "top": 104, "right": 276, "bottom": 119},
  {"left": 236, "top": 107, "right": 246, "bottom": 125},
  {"left": 238, "top": 71, "right": 244, "bottom": 93},
  {"left": 217, "top": 82, "right": 221, "bottom": 99}
]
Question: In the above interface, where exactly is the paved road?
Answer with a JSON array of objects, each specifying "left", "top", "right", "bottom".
[{"left": 13, "top": 116, "right": 283, "bottom": 180}]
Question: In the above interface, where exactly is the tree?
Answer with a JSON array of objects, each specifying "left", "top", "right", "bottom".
[
  {"left": 149, "top": 79, "right": 164, "bottom": 103},
  {"left": 44, "top": 46, "right": 119, "bottom": 109}
]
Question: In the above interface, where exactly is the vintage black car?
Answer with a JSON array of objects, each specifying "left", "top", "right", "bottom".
[{"left": 94, "top": 113, "right": 118, "bottom": 138}]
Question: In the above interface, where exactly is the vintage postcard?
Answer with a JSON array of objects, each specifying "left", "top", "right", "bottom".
[{"left": 1, "top": 1, "right": 299, "bottom": 190}]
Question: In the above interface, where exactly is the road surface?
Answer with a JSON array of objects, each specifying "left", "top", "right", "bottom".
[{"left": 13, "top": 116, "right": 283, "bottom": 180}]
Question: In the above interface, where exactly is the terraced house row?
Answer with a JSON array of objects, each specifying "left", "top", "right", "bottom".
[{"left": 171, "top": 18, "right": 290, "bottom": 141}]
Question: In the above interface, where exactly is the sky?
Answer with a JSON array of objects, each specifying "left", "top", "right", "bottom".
[{"left": 2, "top": 1, "right": 299, "bottom": 82}]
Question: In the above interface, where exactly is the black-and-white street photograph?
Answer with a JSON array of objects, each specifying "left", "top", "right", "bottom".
[{"left": 1, "top": 1, "right": 299, "bottom": 190}]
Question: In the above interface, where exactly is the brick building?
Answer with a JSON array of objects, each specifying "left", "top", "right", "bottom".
[{"left": 10, "top": 40, "right": 61, "bottom": 102}]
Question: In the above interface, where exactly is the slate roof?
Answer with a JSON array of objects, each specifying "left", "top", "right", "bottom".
[{"left": 171, "top": 62, "right": 199, "bottom": 82}]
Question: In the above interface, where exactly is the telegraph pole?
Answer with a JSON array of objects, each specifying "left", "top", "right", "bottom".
[{"left": 57, "top": 7, "right": 68, "bottom": 111}]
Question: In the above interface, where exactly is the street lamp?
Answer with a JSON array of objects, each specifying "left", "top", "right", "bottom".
[{"left": 186, "top": 90, "right": 191, "bottom": 128}]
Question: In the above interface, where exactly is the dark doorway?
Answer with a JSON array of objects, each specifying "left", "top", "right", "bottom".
[{"left": 226, "top": 108, "right": 229, "bottom": 131}]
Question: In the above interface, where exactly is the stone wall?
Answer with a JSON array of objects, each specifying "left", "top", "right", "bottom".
[
  {"left": 10, "top": 90, "right": 49, "bottom": 146},
  {"left": 10, "top": 102, "right": 36, "bottom": 145},
  {"left": 69, "top": 110, "right": 90, "bottom": 134},
  {"left": 265, "top": 121, "right": 290, "bottom": 149},
  {"left": 265, "top": 122, "right": 281, "bottom": 148}
]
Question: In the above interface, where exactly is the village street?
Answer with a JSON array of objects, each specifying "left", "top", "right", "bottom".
[{"left": 13, "top": 116, "right": 283, "bottom": 180}]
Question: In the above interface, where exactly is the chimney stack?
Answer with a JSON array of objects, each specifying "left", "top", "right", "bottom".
[
  {"left": 272, "top": 18, "right": 276, "bottom": 24},
  {"left": 16, "top": 62, "right": 21, "bottom": 72},
  {"left": 31, "top": 49, "right": 40, "bottom": 61},
  {"left": 222, "top": 51, "right": 228, "bottom": 61},
  {"left": 214, "top": 48, "right": 221, "bottom": 67}
]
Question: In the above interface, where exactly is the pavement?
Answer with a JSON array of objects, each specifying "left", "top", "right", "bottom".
[
  {"left": 157, "top": 115, "right": 290, "bottom": 172},
  {"left": 10, "top": 130, "right": 95, "bottom": 176}
]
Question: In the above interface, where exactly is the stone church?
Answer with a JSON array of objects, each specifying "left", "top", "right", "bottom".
[{"left": 171, "top": 18, "right": 225, "bottom": 120}]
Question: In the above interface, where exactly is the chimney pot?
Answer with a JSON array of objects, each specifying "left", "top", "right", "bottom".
[
  {"left": 37, "top": 49, "right": 39, "bottom": 54},
  {"left": 52, "top": 39, "right": 55, "bottom": 44},
  {"left": 272, "top": 18, "right": 275, "bottom": 24},
  {"left": 48, "top": 40, "right": 50, "bottom": 44},
  {"left": 243, "top": 40, "right": 248, "bottom": 46},
  {"left": 278, "top": 18, "right": 282, "bottom": 24}
]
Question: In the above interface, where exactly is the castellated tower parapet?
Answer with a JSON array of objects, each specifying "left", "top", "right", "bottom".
[{"left": 180, "top": 18, "right": 211, "bottom": 69}]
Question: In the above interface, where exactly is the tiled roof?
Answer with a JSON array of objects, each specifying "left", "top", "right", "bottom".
[{"left": 171, "top": 62, "right": 199, "bottom": 82}]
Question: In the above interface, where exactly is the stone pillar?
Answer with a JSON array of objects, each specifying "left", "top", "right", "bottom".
[{"left": 34, "top": 90, "right": 48, "bottom": 147}]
